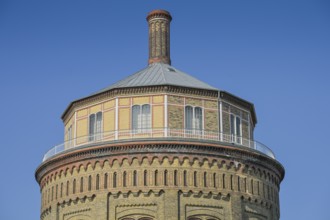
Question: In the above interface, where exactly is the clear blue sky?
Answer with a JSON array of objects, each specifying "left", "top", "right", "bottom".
[{"left": 0, "top": 1, "right": 329, "bottom": 219}]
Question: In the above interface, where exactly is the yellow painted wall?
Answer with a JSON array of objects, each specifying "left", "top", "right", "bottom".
[
  {"left": 119, "top": 98, "right": 130, "bottom": 106},
  {"left": 119, "top": 108, "right": 130, "bottom": 130},
  {"left": 77, "top": 118, "right": 88, "bottom": 137},
  {"left": 104, "top": 100, "right": 115, "bottom": 110},
  {"left": 90, "top": 104, "right": 102, "bottom": 114},
  {"left": 133, "top": 97, "right": 150, "bottom": 105},
  {"left": 104, "top": 110, "right": 115, "bottom": 132},
  {"left": 153, "top": 95, "right": 164, "bottom": 104},
  {"left": 77, "top": 109, "right": 88, "bottom": 118},
  {"left": 153, "top": 105, "right": 164, "bottom": 128}
]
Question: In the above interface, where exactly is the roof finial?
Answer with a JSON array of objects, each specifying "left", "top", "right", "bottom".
[{"left": 147, "top": 10, "right": 172, "bottom": 65}]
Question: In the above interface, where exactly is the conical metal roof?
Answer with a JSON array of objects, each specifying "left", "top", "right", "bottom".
[{"left": 94, "top": 63, "right": 217, "bottom": 95}]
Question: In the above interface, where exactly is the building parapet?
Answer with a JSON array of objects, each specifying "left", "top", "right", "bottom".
[{"left": 42, "top": 128, "right": 275, "bottom": 162}]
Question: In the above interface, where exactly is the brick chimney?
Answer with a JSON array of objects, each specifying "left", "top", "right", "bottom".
[{"left": 147, "top": 10, "right": 172, "bottom": 65}]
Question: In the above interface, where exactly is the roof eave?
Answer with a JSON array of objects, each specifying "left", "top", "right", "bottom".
[{"left": 61, "top": 84, "right": 219, "bottom": 121}]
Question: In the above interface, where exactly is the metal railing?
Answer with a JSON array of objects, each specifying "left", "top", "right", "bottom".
[{"left": 42, "top": 128, "right": 275, "bottom": 162}]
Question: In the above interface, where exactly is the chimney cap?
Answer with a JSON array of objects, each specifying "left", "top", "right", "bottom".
[{"left": 147, "top": 9, "right": 172, "bottom": 21}]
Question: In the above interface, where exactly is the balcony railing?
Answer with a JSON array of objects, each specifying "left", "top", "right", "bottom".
[{"left": 42, "top": 128, "right": 275, "bottom": 162}]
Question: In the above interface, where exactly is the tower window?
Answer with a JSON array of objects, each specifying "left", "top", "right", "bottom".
[
  {"left": 88, "top": 176, "right": 92, "bottom": 191},
  {"left": 123, "top": 171, "right": 127, "bottom": 187},
  {"left": 174, "top": 170, "right": 178, "bottom": 186},
  {"left": 184, "top": 170, "right": 187, "bottom": 186},
  {"left": 154, "top": 170, "right": 158, "bottom": 186},
  {"left": 96, "top": 174, "right": 100, "bottom": 190},
  {"left": 104, "top": 173, "right": 108, "bottom": 189},
  {"left": 194, "top": 171, "right": 197, "bottom": 187},
  {"left": 113, "top": 172, "right": 117, "bottom": 188},
  {"left": 80, "top": 177, "right": 84, "bottom": 192},
  {"left": 164, "top": 170, "right": 168, "bottom": 186},
  {"left": 66, "top": 181, "right": 69, "bottom": 196},
  {"left": 144, "top": 170, "right": 148, "bottom": 186},
  {"left": 204, "top": 172, "right": 207, "bottom": 187},
  {"left": 89, "top": 112, "right": 103, "bottom": 141},
  {"left": 133, "top": 171, "right": 137, "bottom": 186},
  {"left": 213, "top": 173, "right": 217, "bottom": 188},
  {"left": 185, "top": 106, "right": 203, "bottom": 133},
  {"left": 73, "top": 179, "right": 76, "bottom": 194},
  {"left": 132, "top": 104, "right": 151, "bottom": 133},
  {"left": 230, "top": 114, "right": 241, "bottom": 144},
  {"left": 60, "top": 183, "right": 63, "bottom": 198}
]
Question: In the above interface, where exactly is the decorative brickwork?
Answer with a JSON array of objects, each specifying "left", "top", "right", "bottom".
[{"left": 36, "top": 9, "right": 284, "bottom": 220}]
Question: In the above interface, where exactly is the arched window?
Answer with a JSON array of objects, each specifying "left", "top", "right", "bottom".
[
  {"left": 96, "top": 174, "right": 100, "bottom": 190},
  {"left": 60, "top": 183, "right": 63, "bottom": 197},
  {"left": 222, "top": 174, "right": 226, "bottom": 189},
  {"left": 174, "top": 170, "right": 178, "bottom": 186},
  {"left": 263, "top": 183, "right": 265, "bottom": 198},
  {"left": 230, "top": 114, "right": 241, "bottom": 144},
  {"left": 213, "top": 173, "right": 217, "bottom": 188},
  {"left": 133, "top": 170, "right": 137, "bottom": 186},
  {"left": 164, "top": 170, "right": 168, "bottom": 186},
  {"left": 193, "top": 171, "right": 197, "bottom": 187},
  {"left": 204, "top": 172, "right": 207, "bottom": 187},
  {"left": 185, "top": 106, "right": 203, "bottom": 134},
  {"left": 132, "top": 104, "right": 151, "bottom": 133},
  {"left": 104, "top": 173, "right": 108, "bottom": 189},
  {"left": 80, "top": 177, "right": 84, "bottom": 192},
  {"left": 257, "top": 181, "right": 260, "bottom": 195},
  {"left": 66, "top": 180, "right": 69, "bottom": 196},
  {"left": 238, "top": 176, "right": 241, "bottom": 191},
  {"left": 113, "top": 172, "right": 117, "bottom": 188},
  {"left": 88, "top": 176, "right": 92, "bottom": 191},
  {"left": 72, "top": 179, "right": 76, "bottom": 194},
  {"left": 55, "top": 184, "right": 58, "bottom": 199},
  {"left": 123, "top": 171, "right": 127, "bottom": 187},
  {"left": 154, "top": 170, "right": 158, "bottom": 186},
  {"left": 184, "top": 170, "right": 187, "bottom": 186},
  {"left": 144, "top": 170, "right": 148, "bottom": 186},
  {"left": 89, "top": 112, "right": 103, "bottom": 141},
  {"left": 251, "top": 179, "right": 254, "bottom": 194}
]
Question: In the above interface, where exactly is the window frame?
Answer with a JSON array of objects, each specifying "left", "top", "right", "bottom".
[
  {"left": 185, "top": 105, "right": 204, "bottom": 134},
  {"left": 230, "top": 113, "right": 242, "bottom": 144},
  {"left": 89, "top": 111, "right": 103, "bottom": 141},
  {"left": 131, "top": 104, "right": 151, "bottom": 133}
]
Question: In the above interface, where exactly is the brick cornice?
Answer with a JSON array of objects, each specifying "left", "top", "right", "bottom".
[{"left": 35, "top": 140, "right": 284, "bottom": 184}]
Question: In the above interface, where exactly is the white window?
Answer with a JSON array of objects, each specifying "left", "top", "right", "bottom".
[
  {"left": 89, "top": 112, "right": 103, "bottom": 141},
  {"left": 185, "top": 106, "right": 203, "bottom": 134},
  {"left": 230, "top": 114, "right": 241, "bottom": 144},
  {"left": 67, "top": 125, "right": 73, "bottom": 147},
  {"left": 132, "top": 104, "right": 151, "bottom": 133}
]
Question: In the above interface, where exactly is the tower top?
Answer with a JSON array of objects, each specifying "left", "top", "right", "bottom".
[{"left": 146, "top": 9, "right": 172, "bottom": 65}]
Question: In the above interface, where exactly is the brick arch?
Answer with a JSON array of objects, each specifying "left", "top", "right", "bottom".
[
  {"left": 188, "top": 217, "right": 220, "bottom": 220},
  {"left": 66, "top": 214, "right": 91, "bottom": 220}
]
